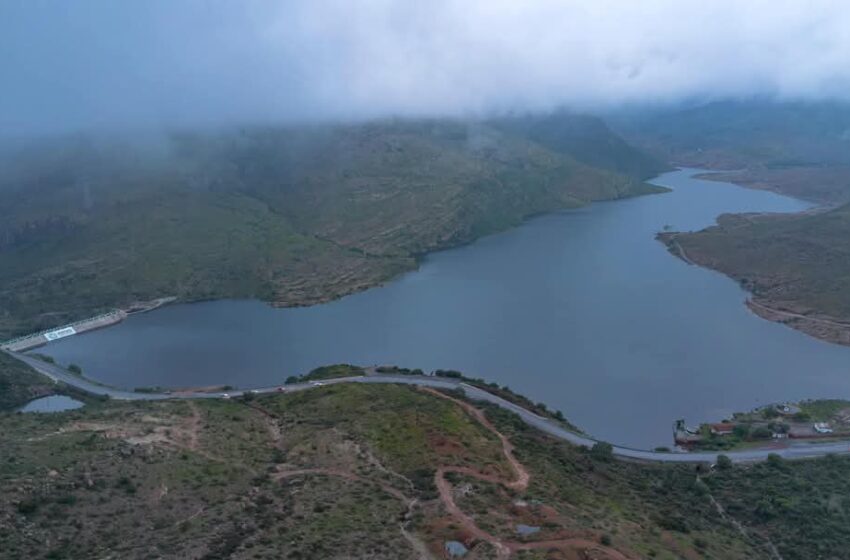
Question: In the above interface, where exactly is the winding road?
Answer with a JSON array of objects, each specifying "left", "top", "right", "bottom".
[{"left": 9, "top": 350, "right": 850, "bottom": 465}]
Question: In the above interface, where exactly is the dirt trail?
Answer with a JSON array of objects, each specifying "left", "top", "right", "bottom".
[
  {"left": 420, "top": 387, "right": 529, "bottom": 491},
  {"left": 421, "top": 387, "right": 630, "bottom": 559},
  {"left": 704, "top": 480, "right": 784, "bottom": 560}
]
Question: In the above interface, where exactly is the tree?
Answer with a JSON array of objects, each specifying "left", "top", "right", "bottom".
[
  {"left": 767, "top": 453, "right": 784, "bottom": 468},
  {"left": 590, "top": 442, "right": 613, "bottom": 461},
  {"left": 715, "top": 454, "right": 733, "bottom": 470},
  {"left": 732, "top": 424, "right": 750, "bottom": 439},
  {"left": 67, "top": 364, "right": 82, "bottom": 375},
  {"left": 751, "top": 426, "right": 773, "bottom": 439},
  {"left": 761, "top": 406, "right": 779, "bottom": 419}
]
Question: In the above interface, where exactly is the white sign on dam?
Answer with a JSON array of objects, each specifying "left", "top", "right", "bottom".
[{"left": 44, "top": 327, "right": 77, "bottom": 341}]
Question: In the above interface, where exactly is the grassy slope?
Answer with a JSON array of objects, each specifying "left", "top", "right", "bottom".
[
  {"left": 2, "top": 381, "right": 848, "bottom": 559},
  {"left": 670, "top": 205, "right": 850, "bottom": 331},
  {"left": 0, "top": 118, "right": 664, "bottom": 339},
  {"left": 0, "top": 351, "right": 56, "bottom": 410},
  {"left": 612, "top": 100, "right": 850, "bottom": 204}
]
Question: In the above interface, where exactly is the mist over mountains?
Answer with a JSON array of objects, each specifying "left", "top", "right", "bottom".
[{"left": 3, "top": 1, "right": 850, "bottom": 136}]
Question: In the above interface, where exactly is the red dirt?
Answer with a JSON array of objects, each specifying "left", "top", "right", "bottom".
[{"left": 420, "top": 387, "right": 634, "bottom": 559}]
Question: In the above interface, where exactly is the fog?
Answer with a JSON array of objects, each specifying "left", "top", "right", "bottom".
[{"left": 3, "top": 1, "right": 850, "bottom": 135}]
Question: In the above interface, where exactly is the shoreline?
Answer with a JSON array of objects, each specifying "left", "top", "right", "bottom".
[
  {"left": 8, "top": 181, "right": 670, "bottom": 342},
  {"left": 660, "top": 235, "right": 850, "bottom": 346},
  {"left": 11, "top": 350, "right": 850, "bottom": 465},
  {"left": 658, "top": 170, "right": 850, "bottom": 347}
]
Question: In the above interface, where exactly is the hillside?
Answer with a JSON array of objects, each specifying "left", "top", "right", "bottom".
[
  {"left": 612, "top": 100, "right": 850, "bottom": 204},
  {"left": 0, "top": 350, "right": 56, "bottom": 410},
  {"left": 663, "top": 205, "right": 850, "bottom": 345},
  {"left": 4, "top": 364, "right": 850, "bottom": 559},
  {"left": 0, "top": 117, "right": 665, "bottom": 339}
]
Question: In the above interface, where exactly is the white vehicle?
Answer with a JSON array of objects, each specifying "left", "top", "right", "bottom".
[
  {"left": 311, "top": 381, "right": 325, "bottom": 386},
  {"left": 221, "top": 393, "right": 231, "bottom": 399},
  {"left": 814, "top": 422, "right": 834, "bottom": 434}
]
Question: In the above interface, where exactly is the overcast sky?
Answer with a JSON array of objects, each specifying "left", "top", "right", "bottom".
[{"left": 3, "top": 0, "right": 850, "bottom": 134}]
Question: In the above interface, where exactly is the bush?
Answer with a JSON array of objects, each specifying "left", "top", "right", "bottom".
[
  {"left": 590, "top": 442, "right": 613, "bottom": 461},
  {"left": 752, "top": 426, "right": 773, "bottom": 439},
  {"left": 16, "top": 499, "right": 39, "bottom": 515},
  {"left": 767, "top": 453, "right": 784, "bottom": 468},
  {"left": 600, "top": 534, "right": 612, "bottom": 546},
  {"left": 793, "top": 411, "right": 811, "bottom": 422},
  {"left": 68, "top": 364, "right": 82, "bottom": 375},
  {"left": 716, "top": 454, "right": 733, "bottom": 470},
  {"left": 732, "top": 424, "right": 750, "bottom": 439}
]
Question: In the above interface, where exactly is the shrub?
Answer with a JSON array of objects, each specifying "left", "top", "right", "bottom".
[
  {"left": 716, "top": 454, "right": 733, "bottom": 470},
  {"left": 68, "top": 364, "right": 82, "bottom": 375},
  {"left": 752, "top": 426, "right": 773, "bottom": 439},
  {"left": 590, "top": 442, "right": 613, "bottom": 461},
  {"left": 767, "top": 453, "right": 784, "bottom": 468},
  {"left": 793, "top": 411, "right": 811, "bottom": 422}
]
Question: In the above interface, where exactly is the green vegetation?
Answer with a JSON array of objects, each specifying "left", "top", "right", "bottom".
[
  {"left": 286, "top": 364, "right": 365, "bottom": 382},
  {"left": 0, "top": 351, "right": 56, "bottom": 410},
  {"left": 680, "top": 400, "right": 850, "bottom": 452},
  {"left": 799, "top": 399, "right": 850, "bottom": 421},
  {"left": 0, "top": 116, "right": 665, "bottom": 339},
  {"left": 668, "top": 206, "right": 850, "bottom": 344},
  {"left": 705, "top": 454, "right": 850, "bottom": 560},
  {"left": 3, "top": 375, "right": 849, "bottom": 558},
  {"left": 614, "top": 100, "right": 850, "bottom": 197}
]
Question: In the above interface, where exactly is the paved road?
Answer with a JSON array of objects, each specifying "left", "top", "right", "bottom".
[{"left": 10, "top": 351, "right": 850, "bottom": 464}]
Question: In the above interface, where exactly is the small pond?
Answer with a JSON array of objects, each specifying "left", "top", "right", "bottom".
[{"left": 18, "top": 395, "right": 84, "bottom": 413}]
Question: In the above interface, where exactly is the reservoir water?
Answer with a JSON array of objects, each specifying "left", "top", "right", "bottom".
[{"left": 42, "top": 169, "right": 850, "bottom": 448}]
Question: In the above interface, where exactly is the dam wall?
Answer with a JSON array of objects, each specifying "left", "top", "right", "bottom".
[{"left": 1, "top": 310, "right": 127, "bottom": 352}]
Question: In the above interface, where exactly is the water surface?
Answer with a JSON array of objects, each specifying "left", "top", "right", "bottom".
[
  {"left": 19, "top": 395, "right": 84, "bottom": 413},
  {"left": 43, "top": 169, "right": 850, "bottom": 448}
]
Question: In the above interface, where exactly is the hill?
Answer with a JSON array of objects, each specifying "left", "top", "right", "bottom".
[
  {"left": 3, "top": 363, "right": 850, "bottom": 559},
  {"left": 0, "top": 350, "right": 56, "bottom": 410},
  {"left": 612, "top": 100, "right": 850, "bottom": 204},
  {"left": 663, "top": 205, "right": 850, "bottom": 345},
  {"left": 0, "top": 116, "right": 665, "bottom": 339}
]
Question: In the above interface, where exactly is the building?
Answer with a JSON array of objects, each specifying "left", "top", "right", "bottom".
[{"left": 710, "top": 423, "right": 735, "bottom": 436}]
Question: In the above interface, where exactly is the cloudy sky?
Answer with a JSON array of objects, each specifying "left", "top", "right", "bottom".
[{"left": 3, "top": 0, "right": 850, "bottom": 134}]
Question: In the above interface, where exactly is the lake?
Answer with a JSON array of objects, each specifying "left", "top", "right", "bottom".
[{"left": 42, "top": 169, "right": 850, "bottom": 448}]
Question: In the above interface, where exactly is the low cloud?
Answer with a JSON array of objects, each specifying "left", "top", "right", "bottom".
[{"left": 3, "top": 0, "right": 850, "bottom": 134}]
